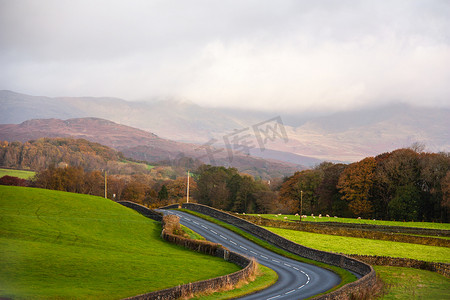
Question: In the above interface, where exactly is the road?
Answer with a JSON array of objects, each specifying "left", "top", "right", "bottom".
[{"left": 160, "top": 209, "right": 341, "bottom": 300}]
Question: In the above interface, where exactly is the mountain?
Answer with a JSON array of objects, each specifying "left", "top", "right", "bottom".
[
  {"left": 1, "top": 90, "right": 448, "bottom": 163},
  {"left": 0, "top": 117, "right": 302, "bottom": 179}
]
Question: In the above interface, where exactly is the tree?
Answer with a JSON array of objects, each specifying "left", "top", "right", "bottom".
[
  {"left": 278, "top": 169, "right": 323, "bottom": 214},
  {"left": 388, "top": 185, "right": 421, "bottom": 221},
  {"left": 316, "top": 163, "right": 347, "bottom": 215},
  {"left": 158, "top": 185, "right": 169, "bottom": 201},
  {"left": 337, "top": 157, "right": 376, "bottom": 217}
]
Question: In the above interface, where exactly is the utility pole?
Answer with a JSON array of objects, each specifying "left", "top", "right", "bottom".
[
  {"left": 104, "top": 170, "right": 107, "bottom": 199},
  {"left": 300, "top": 190, "right": 303, "bottom": 222},
  {"left": 186, "top": 170, "right": 190, "bottom": 203}
]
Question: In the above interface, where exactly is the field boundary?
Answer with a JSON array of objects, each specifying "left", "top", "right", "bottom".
[
  {"left": 119, "top": 202, "right": 257, "bottom": 300},
  {"left": 248, "top": 215, "right": 450, "bottom": 236},
  {"left": 181, "top": 203, "right": 377, "bottom": 300},
  {"left": 239, "top": 215, "right": 450, "bottom": 247},
  {"left": 348, "top": 254, "right": 450, "bottom": 278}
]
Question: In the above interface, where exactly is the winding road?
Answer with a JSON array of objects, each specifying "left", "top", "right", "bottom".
[{"left": 160, "top": 209, "right": 341, "bottom": 300}]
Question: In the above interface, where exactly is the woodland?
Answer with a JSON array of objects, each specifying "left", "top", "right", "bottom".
[{"left": 1, "top": 138, "right": 448, "bottom": 222}]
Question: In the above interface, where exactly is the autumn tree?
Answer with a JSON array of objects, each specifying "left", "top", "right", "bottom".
[
  {"left": 316, "top": 163, "right": 348, "bottom": 216},
  {"left": 337, "top": 157, "right": 376, "bottom": 217}
]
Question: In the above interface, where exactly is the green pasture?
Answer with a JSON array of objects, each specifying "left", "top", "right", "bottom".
[
  {"left": 264, "top": 227, "right": 450, "bottom": 263},
  {"left": 375, "top": 266, "right": 450, "bottom": 299},
  {"left": 0, "top": 186, "right": 240, "bottom": 299},
  {"left": 0, "top": 168, "right": 35, "bottom": 180},
  {"left": 250, "top": 214, "right": 450, "bottom": 230}
]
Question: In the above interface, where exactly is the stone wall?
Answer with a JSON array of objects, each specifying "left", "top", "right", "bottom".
[
  {"left": 349, "top": 254, "right": 450, "bottom": 278},
  {"left": 239, "top": 215, "right": 449, "bottom": 247},
  {"left": 120, "top": 203, "right": 256, "bottom": 300},
  {"left": 118, "top": 201, "right": 163, "bottom": 222},
  {"left": 182, "top": 203, "right": 377, "bottom": 300}
]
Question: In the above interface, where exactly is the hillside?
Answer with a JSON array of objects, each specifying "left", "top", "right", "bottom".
[
  {"left": 0, "top": 138, "right": 125, "bottom": 171},
  {"left": 0, "top": 186, "right": 240, "bottom": 299},
  {"left": 0, "top": 118, "right": 302, "bottom": 178},
  {"left": 1, "top": 90, "right": 448, "bottom": 163}
]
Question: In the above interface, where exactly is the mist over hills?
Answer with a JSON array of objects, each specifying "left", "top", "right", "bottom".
[
  {"left": 1, "top": 90, "right": 448, "bottom": 164},
  {"left": 0, "top": 117, "right": 301, "bottom": 179}
]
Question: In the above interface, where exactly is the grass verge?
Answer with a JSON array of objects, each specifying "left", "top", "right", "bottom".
[
  {"left": 374, "top": 266, "right": 450, "bottom": 299},
  {"left": 251, "top": 214, "right": 450, "bottom": 230},
  {"left": 0, "top": 186, "right": 241, "bottom": 299},
  {"left": 264, "top": 227, "right": 450, "bottom": 263},
  {"left": 177, "top": 209, "right": 357, "bottom": 294},
  {"left": 0, "top": 168, "right": 35, "bottom": 180}
]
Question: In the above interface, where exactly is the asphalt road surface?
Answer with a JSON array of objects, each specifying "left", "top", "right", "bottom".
[{"left": 160, "top": 209, "right": 341, "bottom": 300}]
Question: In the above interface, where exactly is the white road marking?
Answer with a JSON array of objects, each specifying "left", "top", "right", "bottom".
[
  {"left": 272, "top": 259, "right": 280, "bottom": 263},
  {"left": 284, "top": 263, "right": 291, "bottom": 267},
  {"left": 220, "top": 235, "right": 227, "bottom": 239},
  {"left": 267, "top": 295, "right": 281, "bottom": 300},
  {"left": 240, "top": 246, "right": 248, "bottom": 250},
  {"left": 210, "top": 230, "right": 217, "bottom": 234},
  {"left": 298, "top": 285, "right": 305, "bottom": 289},
  {"left": 250, "top": 251, "right": 257, "bottom": 255},
  {"left": 293, "top": 267, "right": 299, "bottom": 270},
  {"left": 201, "top": 225, "right": 207, "bottom": 229},
  {"left": 230, "top": 240, "right": 237, "bottom": 245},
  {"left": 261, "top": 255, "right": 268, "bottom": 259},
  {"left": 285, "top": 289, "right": 296, "bottom": 295},
  {"left": 193, "top": 221, "right": 199, "bottom": 225}
]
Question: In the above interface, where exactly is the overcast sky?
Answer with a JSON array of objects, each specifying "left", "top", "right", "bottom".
[{"left": 1, "top": 0, "right": 449, "bottom": 112}]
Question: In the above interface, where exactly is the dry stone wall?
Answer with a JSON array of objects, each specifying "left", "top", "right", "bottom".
[
  {"left": 182, "top": 203, "right": 377, "bottom": 300},
  {"left": 118, "top": 202, "right": 255, "bottom": 300}
]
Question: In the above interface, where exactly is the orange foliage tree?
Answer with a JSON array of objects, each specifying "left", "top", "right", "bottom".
[{"left": 337, "top": 157, "right": 377, "bottom": 217}]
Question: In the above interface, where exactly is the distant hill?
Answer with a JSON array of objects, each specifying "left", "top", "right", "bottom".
[
  {"left": 1, "top": 90, "right": 448, "bottom": 163},
  {"left": 0, "top": 118, "right": 302, "bottom": 179},
  {"left": 0, "top": 137, "right": 125, "bottom": 171}
]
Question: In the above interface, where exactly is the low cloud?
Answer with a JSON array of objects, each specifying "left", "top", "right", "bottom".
[{"left": 1, "top": 0, "right": 449, "bottom": 112}]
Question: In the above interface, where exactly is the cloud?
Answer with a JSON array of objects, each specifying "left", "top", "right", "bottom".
[{"left": 1, "top": 0, "right": 449, "bottom": 112}]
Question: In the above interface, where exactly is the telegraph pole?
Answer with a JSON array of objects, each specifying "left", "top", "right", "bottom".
[
  {"left": 300, "top": 190, "right": 303, "bottom": 222},
  {"left": 104, "top": 170, "right": 107, "bottom": 199},
  {"left": 186, "top": 170, "right": 190, "bottom": 203}
]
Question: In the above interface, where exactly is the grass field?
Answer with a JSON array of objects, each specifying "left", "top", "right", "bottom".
[
  {"left": 250, "top": 214, "right": 450, "bottom": 230},
  {"left": 0, "top": 168, "right": 35, "bottom": 180},
  {"left": 262, "top": 225, "right": 450, "bottom": 299},
  {"left": 264, "top": 227, "right": 450, "bottom": 263},
  {"left": 0, "top": 186, "right": 240, "bottom": 299},
  {"left": 375, "top": 266, "right": 450, "bottom": 299}
]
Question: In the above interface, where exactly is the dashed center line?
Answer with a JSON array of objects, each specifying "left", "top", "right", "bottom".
[{"left": 172, "top": 211, "right": 314, "bottom": 299}]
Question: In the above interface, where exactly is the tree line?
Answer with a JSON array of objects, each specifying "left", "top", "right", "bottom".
[
  {"left": 279, "top": 148, "right": 449, "bottom": 222},
  {"left": 1, "top": 140, "right": 448, "bottom": 222}
]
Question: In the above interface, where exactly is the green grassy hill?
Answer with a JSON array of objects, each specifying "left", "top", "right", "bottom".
[
  {"left": 0, "top": 168, "right": 35, "bottom": 180},
  {"left": 0, "top": 186, "right": 240, "bottom": 299}
]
